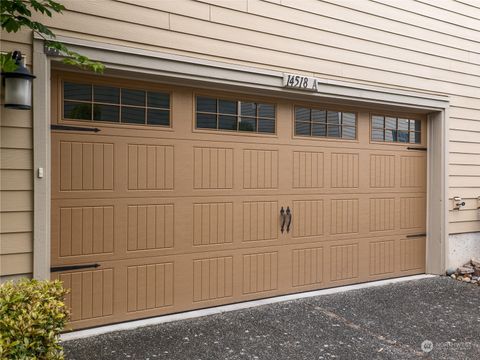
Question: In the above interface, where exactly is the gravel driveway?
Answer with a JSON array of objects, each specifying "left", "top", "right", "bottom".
[{"left": 63, "top": 277, "right": 480, "bottom": 359}]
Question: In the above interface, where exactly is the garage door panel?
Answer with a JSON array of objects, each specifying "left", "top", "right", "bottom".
[
  {"left": 399, "top": 196, "right": 426, "bottom": 230},
  {"left": 399, "top": 156, "right": 427, "bottom": 188},
  {"left": 51, "top": 200, "right": 119, "bottom": 264},
  {"left": 193, "top": 202, "right": 234, "bottom": 246},
  {"left": 127, "top": 144, "right": 174, "bottom": 190},
  {"left": 292, "top": 150, "right": 325, "bottom": 189},
  {"left": 400, "top": 237, "right": 426, "bottom": 272},
  {"left": 242, "top": 200, "right": 279, "bottom": 242},
  {"left": 126, "top": 203, "right": 175, "bottom": 251},
  {"left": 370, "top": 153, "right": 396, "bottom": 188},
  {"left": 53, "top": 267, "right": 115, "bottom": 326},
  {"left": 126, "top": 262, "right": 174, "bottom": 313},
  {"left": 242, "top": 149, "right": 279, "bottom": 189},
  {"left": 292, "top": 246, "right": 324, "bottom": 287},
  {"left": 52, "top": 135, "right": 117, "bottom": 197},
  {"left": 368, "top": 239, "right": 396, "bottom": 276}
]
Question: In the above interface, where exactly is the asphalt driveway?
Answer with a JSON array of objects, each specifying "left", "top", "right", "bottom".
[{"left": 63, "top": 277, "right": 480, "bottom": 359}]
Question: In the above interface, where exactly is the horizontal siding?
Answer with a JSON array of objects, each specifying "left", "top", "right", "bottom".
[
  {"left": 0, "top": 211, "right": 33, "bottom": 233},
  {"left": 0, "top": 253, "right": 33, "bottom": 276},
  {"left": 0, "top": 32, "right": 33, "bottom": 277},
  {"left": 0, "top": 233, "right": 33, "bottom": 255},
  {"left": 1, "top": 149, "right": 32, "bottom": 170},
  {"left": 0, "top": 191, "right": 32, "bottom": 212}
]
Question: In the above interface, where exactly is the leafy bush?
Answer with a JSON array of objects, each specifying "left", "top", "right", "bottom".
[{"left": 0, "top": 279, "right": 69, "bottom": 359}]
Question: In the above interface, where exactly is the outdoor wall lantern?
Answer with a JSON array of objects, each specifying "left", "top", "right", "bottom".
[{"left": 1, "top": 51, "right": 36, "bottom": 110}]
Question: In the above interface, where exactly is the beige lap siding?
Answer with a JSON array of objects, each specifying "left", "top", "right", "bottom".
[{"left": 0, "top": 30, "right": 34, "bottom": 281}]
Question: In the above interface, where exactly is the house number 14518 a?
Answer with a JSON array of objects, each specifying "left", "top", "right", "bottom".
[{"left": 283, "top": 73, "right": 318, "bottom": 92}]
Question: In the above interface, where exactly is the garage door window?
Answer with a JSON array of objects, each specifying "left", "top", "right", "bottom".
[
  {"left": 294, "top": 106, "right": 356, "bottom": 139},
  {"left": 196, "top": 96, "right": 276, "bottom": 134},
  {"left": 63, "top": 81, "right": 170, "bottom": 126},
  {"left": 371, "top": 115, "right": 421, "bottom": 143}
]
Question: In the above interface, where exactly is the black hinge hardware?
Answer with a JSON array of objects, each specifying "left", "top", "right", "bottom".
[
  {"left": 407, "top": 147, "right": 427, "bottom": 151},
  {"left": 51, "top": 124, "right": 101, "bottom": 132},
  {"left": 406, "top": 233, "right": 427, "bottom": 238},
  {"left": 50, "top": 263, "right": 100, "bottom": 272}
]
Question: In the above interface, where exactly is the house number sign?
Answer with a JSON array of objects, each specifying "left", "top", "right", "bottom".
[{"left": 283, "top": 73, "right": 318, "bottom": 92}]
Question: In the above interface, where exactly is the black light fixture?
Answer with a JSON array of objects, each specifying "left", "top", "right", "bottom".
[{"left": 1, "top": 51, "right": 36, "bottom": 110}]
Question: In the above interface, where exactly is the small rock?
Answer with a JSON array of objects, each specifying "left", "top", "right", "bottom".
[
  {"left": 463, "top": 277, "right": 471, "bottom": 283},
  {"left": 450, "top": 274, "right": 457, "bottom": 279},
  {"left": 471, "top": 258, "right": 480, "bottom": 268},
  {"left": 446, "top": 268, "right": 456, "bottom": 276},
  {"left": 457, "top": 266, "right": 474, "bottom": 274}
]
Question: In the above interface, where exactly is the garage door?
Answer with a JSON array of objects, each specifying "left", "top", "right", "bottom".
[{"left": 51, "top": 73, "right": 426, "bottom": 329}]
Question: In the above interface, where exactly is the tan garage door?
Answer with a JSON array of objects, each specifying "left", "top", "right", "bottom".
[{"left": 51, "top": 73, "right": 426, "bottom": 329}]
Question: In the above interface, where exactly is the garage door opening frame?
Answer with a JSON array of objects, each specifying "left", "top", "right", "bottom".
[{"left": 32, "top": 36, "right": 450, "bottom": 281}]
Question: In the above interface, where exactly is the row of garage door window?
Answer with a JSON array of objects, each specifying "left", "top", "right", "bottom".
[{"left": 63, "top": 81, "right": 421, "bottom": 143}]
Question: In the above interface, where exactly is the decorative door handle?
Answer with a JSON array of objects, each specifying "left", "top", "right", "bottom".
[
  {"left": 286, "top": 207, "right": 292, "bottom": 233},
  {"left": 280, "top": 207, "right": 286, "bottom": 233}
]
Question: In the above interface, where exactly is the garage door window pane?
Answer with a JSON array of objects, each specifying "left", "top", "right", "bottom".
[
  {"left": 385, "top": 117, "right": 397, "bottom": 130},
  {"left": 197, "top": 97, "right": 217, "bottom": 113},
  {"left": 258, "top": 119, "right": 275, "bottom": 133},
  {"left": 94, "top": 85, "right": 119, "bottom": 104},
  {"left": 148, "top": 92, "right": 169, "bottom": 109},
  {"left": 239, "top": 117, "right": 256, "bottom": 132},
  {"left": 342, "top": 126, "right": 356, "bottom": 139},
  {"left": 372, "top": 115, "right": 384, "bottom": 128},
  {"left": 312, "top": 109, "right": 327, "bottom": 123},
  {"left": 122, "top": 107, "right": 145, "bottom": 124},
  {"left": 371, "top": 129, "right": 384, "bottom": 141},
  {"left": 241, "top": 102, "right": 256, "bottom": 117},
  {"left": 64, "top": 82, "right": 91, "bottom": 101},
  {"left": 64, "top": 102, "right": 92, "bottom": 120},
  {"left": 94, "top": 105, "right": 119, "bottom": 122},
  {"left": 312, "top": 123, "right": 326, "bottom": 137},
  {"left": 219, "top": 100, "right": 237, "bottom": 115},
  {"left": 295, "top": 107, "right": 310, "bottom": 122},
  {"left": 411, "top": 120, "right": 421, "bottom": 132},
  {"left": 219, "top": 115, "right": 237, "bottom": 130},
  {"left": 196, "top": 113, "right": 217, "bottom": 129},
  {"left": 398, "top": 118, "right": 409, "bottom": 131},
  {"left": 397, "top": 131, "right": 409, "bottom": 143},
  {"left": 122, "top": 89, "right": 145, "bottom": 106},
  {"left": 258, "top": 104, "right": 275, "bottom": 118},
  {"left": 385, "top": 129, "right": 396, "bottom": 142},
  {"left": 342, "top": 113, "right": 356, "bottom": 127},
  {"left": 327, "top": 125, "right": 340, "bottom": 137},
  {"left": 147, "top": 109, "right": 170, "bottom": 126},
  {"left": 327, "top": 111, "right": 341, "bottom": 125},
  {"left": 410, "top": 131, "right": 421, "bottom": 144},
  {"left": 295, "top": 121, "right": 311, "bottom": 135}
]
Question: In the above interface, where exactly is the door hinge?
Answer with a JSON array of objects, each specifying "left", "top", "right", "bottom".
[
  {"left": 406, "top": 233, "right": 426, "bottom": 238},
  {"left": 50, "top": 263, "right": 100, "bottom": 272},
  {"left": 51, "top": 124, "right": 101, "bottom": 132}
]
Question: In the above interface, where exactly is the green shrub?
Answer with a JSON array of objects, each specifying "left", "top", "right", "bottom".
[{"left": 0, "top": 279, "right": 69, "bottom": 360}]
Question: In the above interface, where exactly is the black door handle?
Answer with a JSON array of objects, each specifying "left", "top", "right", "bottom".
[
  {"left": 286, "top": 207, "right": 292, "bottom": 233},
  {"left": 280, "top": 207, "right": 286, "bottom": 233}
]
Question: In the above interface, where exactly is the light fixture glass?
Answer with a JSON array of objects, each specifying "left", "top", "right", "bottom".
[{"left": 2, "top": 51, "right": 36, "bottom": 110}]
